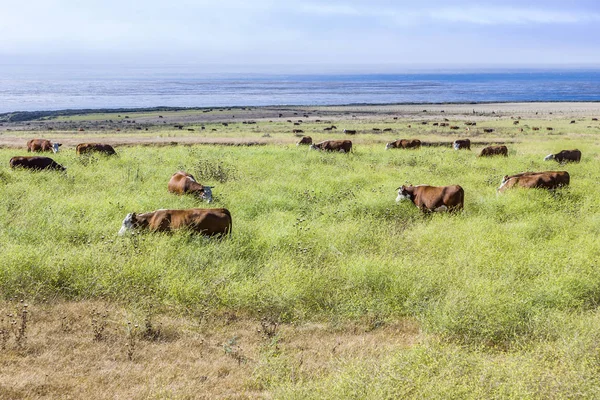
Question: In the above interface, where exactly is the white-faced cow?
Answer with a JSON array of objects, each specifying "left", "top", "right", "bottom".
[
  {"left": 309, "top": 140, "right": 352, "bottom": 153},
  {"left": 544, "top": 149, "right": 581, "bottom": 163},
  {"left": 385, "top": 139, "right": 421, "bottom": 150},
  {"left": 497, "top": 171, "right": 570, "bottom": 193},
  {"left": 168, "top": 171, "right": 213, "bottom": 202},
  {"left": 396, "top": 185, "right": 464, "bottom": 213},
  {"left": 479, "top": 145, "right": 508, "bottom": 157},
  {"left": 76, "top": 143, "right": 117, "bottom": 156},
  {"left": 118, "top": 208, "right": 231, "bottom": 236},
  {"left": 9, "top": 156, "right": 66, "bottom": 171},
  {"left": 297, "top": 136, "right": 313, "bottom": 146},
  {"left": 27, "top": 139, "right": 61, "bottom": 153},
  {"left": 453, "top": 139, "right": 471, "bottom": 150}
]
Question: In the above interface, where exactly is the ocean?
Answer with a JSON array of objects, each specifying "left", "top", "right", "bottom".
[{"left": 1, "top": 66, "right": 599, "bottom": 113}]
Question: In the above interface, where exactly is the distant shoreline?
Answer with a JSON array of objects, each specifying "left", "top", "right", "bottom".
[{"left": 3, "top": 101, "right": 600, "bottom": 122}]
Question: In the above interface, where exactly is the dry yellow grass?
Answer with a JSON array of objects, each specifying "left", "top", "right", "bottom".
[{"left": 0, "top": 301, "right": 421, "bottom": 399}]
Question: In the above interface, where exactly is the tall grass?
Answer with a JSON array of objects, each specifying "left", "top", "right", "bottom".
[{"left": 1, "top": 139, "right": 600, "bottom": 350}]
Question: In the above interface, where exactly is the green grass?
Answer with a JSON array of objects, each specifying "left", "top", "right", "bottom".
[{"left": 2, "top": 137, "right": 600, "bottom": 397}]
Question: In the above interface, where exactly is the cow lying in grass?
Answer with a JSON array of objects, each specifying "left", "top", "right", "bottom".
[{"left": 118, "top": 208, "right": 231, "bottom": 236}]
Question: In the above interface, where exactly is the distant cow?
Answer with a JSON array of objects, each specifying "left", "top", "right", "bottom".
[
  {"left": 479, "top": 145, "right": 508, "bottom": 157},
  {"left": 343, "top": 129, "right": 357, "bottom": 135},
  {"left": 310, "top": 140, "right": 352, "bottom": 153},
  {"left": 386, "top": 139, "right": 421, "bottom": 150},
  {"left": 483, "top": 128, "right": 494, "bottom": 133},
  {"left": 9, "top": 156, "right": 66, "bottom": 171},
  {"left": 449, "top": 126, "right": 460, "bottom": 130},
  {"left": 544, "top": 149, "right": 581, "bottom": 163},
  {"left": 118, "top": 208, "right": 231, "bottom": 236},
  {"left": 297, "top": 136, "right": 313, "bottom": 146},
  {"left": 498, "top": 171, "right": 570, "bottom": 193},
  {"left": 292, "top": 129, "right": 304, "bottom": 133},
  {"left": 383, "top": 128, "right": 392, "bottom": 132},
  {"left": 168, "top": 171, "right": 213, "bottom": 202},
  {"left": 27, "top": 139, "right": 61, "bottom": 153},
  {"left": 396, "top": 185, "right": 464, "bottom": 213},
  {"left": 453, "top": 139, "right": 471, "bottom": 150},
  {"left": 76, "top": 143, "right": 117, "bottom": 156}
]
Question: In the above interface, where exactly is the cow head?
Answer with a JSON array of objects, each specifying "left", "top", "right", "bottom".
[
  {"left": 118, "top": 212, "right": 137, "bottom": 236},
  {"left": 497, "top": 176, "right": 510, "bottom": 192},
  {"left": 453, "top": 142, "right": 460, "bottom": 150},
  {"left": 396, "top": 185, "right": 412, "bottom": 202},
  {"left": 385, "top": 142, "right": 393, "bottom": 150},
  {"left": 544, "top": 154, "right": 555, "bottom": 161},
  {"left": 309, "top": 144, "right": 318, "bottom": 151},
  {"left": 202, "top": 186, "right": 213, "bottom": 203},
  {"left": 52, "top": 143, "right": 62, "bottom": 153}
]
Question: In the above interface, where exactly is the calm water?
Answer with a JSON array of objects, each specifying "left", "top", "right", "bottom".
[{"left": 1, "top": 66, "right": 599, "bottom": 113}]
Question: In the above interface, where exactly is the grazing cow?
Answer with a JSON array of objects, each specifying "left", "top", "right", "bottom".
[
  {"left": 386, "top": 139, "right": 421, "bottom": 150},
  {"left": 570, "top": 120, "right": 576, "bottom": 124},
  {"left": 324, "top": 127, "right": 333, "bottom": 131},
  {"left": 396, "top": 185, "right": 464, "bottom": 213},
  {"left": 453, "top": 139, "right": 471, "bottom": 150},
  {"left": 432, "top": 122, "right": 439, "bottom": 126},
  {"left": 544, "top": 149, "right": 581, "bottom": 163},
  {"left": 309, "top": 140, "right": 352, "bottom": 153},
  {"left": 76, "top": 143, "right": 117, "bottom": 156},
  {"left": 344, "top": 129, "right": 357, "bottom": 135},
  {"left": 373, "top": 128, "right": 380, "bottom": 131},
  {"left": 546, "top": 127, "right": 554, "bottom": 131},
  {"left": 27, "top": 139, "right": 61, "bottom": 153},
  {"left": 513, "top": 120, "right": 519, "bottom": 125},
  {"left": 483, "top": 128, "right": 494, "bottom": 133},
  {"left": 479, "top": 145, "right": 508, "bottom": 157},
  {"left": 292, "top": 129, "right": 304, "bottom": 133},
  {"left": 383, "top": 128, "right": 392, "bottom": 131},
  {"left": 450, "top": 126, "right": 460, "bottom": 130},
  {"left": 421, "top": 121, "right": 428, "bottom": 125},
  {"left": 168, "top": 171, "right": 213, "bottom": 202},
  {"left": 497, "top": 171, "right": 570, "bottom": 193},
  {"left": 9, "top": 156, "right": 66, "bottom": 171},
  {"left": 118, "top": 208, "right": 231, "bottom": 236},
  {"left": 297, "top": 136, "right": 313, "bottom": 146},
  {"left": 532, "top": 127, "right": 540, "bottom": 131},
  {"left": 592, "top": 118, "right": 598, "bottom": 121}
]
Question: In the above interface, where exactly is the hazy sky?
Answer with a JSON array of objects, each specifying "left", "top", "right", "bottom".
[{"left": 2, "top": 0, "right": 599, "bottom": 72}]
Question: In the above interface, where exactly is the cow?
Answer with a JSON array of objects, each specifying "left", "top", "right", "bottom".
[
  {"left": 9, "top": 156, "right": 66, "bottom": 171},
  {"left": 383, "top": 128, "right": 392, "bottom": 132},
  {"left": 497, "top": 171, "right": 570, "bottom": 193},
  {"left": 343, "top": 129, "right": 357, "bottom": 135},
  {"left": 544, "top": 149, "right": 581, "bottom": 163},
  {"left": 453, "top": 139, "right": 471, "bottom": 150},
  {"left": 396, "top": 185, "right": 464, "bottom": 213},
  {"left": 27, "top": 139, "right": 61, "bottom": 153},
  {"left": 118, "top": 208, "right": 231, "bottom": 236},
  {"left": 297, "top": 136, "right": 313, "bottom": 146},
  {"left": 76, "top": 143, "right": 117, "bottom": 156},
  {"left": 385, "top": 139, "right": 421, "bottom": 150},
  {"left": 292, "top": 129, "right": 304, "bottom": 133},
  {"left": 168, "top": 171, "right": 213, "bottom": 202},
  {"left": 309, "top": 140, "right": 352, "bottom": 153},
  {"left": 483, "top": 128, "right": 494, "bottom": 133},
  {"left": 450, "top": 126, "right": 460, "bottom": 130},
  {"left": 479, "top": 145, "right": 508, "bottom": 157}
]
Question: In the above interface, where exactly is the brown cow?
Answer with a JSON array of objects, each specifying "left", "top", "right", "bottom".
[
  {"left": 76, "top": 143, "right": 117, "bottom": 156},
  {"left": 297, "top": 136, "right": 313, "bottom": 146},
  {"left": 483, "top": 128, "right": 494, "bottom": 133},
  {"left": 498, "top": 171, "right": 570, "bottom": 193},
  {"left": 27, "top": 139, "right": 62, "bottom": 153},
  {"left": 453, "top": 139, "right": 471, "bottom": 150},
  {"left": 343, "top": 129, "right": 357, "bottom": 135},
  {"left": 292, "top": 129, "right": 304, "bottom": 134},
  {"left": 386, "top": 139, "right": 421, "bottom": 150},
  {"left": 309, "top": 140, "right": 352, "bottom": 153},
  {"left": 479, "top": 145, "right": 508, "bottom": 157},
  {"left": 9, "top": 156, "right": 66, "bottom": 171},
  {"left": 118, "top": 208, "right": 231, "bottom": 236},
  {"left": 544, "top": 149, "right": 581, "bottom": 163},
  {"left": 396, "top": 185, "right": 464, "bottom": 213},
  {"left": 168, "top": 171, "right": 213, "bottom": 202}
]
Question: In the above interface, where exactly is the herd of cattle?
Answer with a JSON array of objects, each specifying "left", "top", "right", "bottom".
[{"left": 7, "top": 136, "right": 581, "bottom": 234}]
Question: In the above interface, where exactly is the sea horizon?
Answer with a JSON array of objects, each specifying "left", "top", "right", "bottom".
[{"left": 1, "top": 65, "right": 600, "bottom": 114}]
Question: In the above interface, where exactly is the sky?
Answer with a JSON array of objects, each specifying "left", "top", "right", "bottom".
[{"left": 1, "top": 0, "right": 600, "bottom": 73}]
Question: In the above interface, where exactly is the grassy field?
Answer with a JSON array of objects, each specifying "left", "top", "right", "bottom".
[{"left": 2, "top": 114, "right": 600, "bottom": 398}]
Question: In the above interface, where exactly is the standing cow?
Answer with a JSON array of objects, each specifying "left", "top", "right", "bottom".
[
  {"left": 386, "top": 139, "right": 421, "bottom": 150},
  {"left": 118, "top": 208, "right": 231, "bottom": 236},
  {"left": 544, "top": 149, "right": 581, "bottom": 163},
  {"left": 453, "top": 139, "right": 471, "bottom": 150},
  {"left": 309, "top": 140, "right": 352, "bottom": 153},
  {"left": 9, "top": 156, "right": 66, "bottom": 171},
  {"left": 76, "top": 143, "right": 117, "bottom": 156},
  {"left": 27, "top": 139, "right": 61, "bottom": 153},
  {"left": 396, "top": 185, "right": 464, "bottom": 213},
  {"left": 168, "top": 171, "right": 213, "bottom": 202},
  {"left": 497, "top": 171, "right": 570, "bottom": 193},
  {"left": 479, "top": 145, "right": 508, "bottom": 157}
]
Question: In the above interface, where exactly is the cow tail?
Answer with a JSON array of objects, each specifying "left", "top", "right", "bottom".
[
  {"left": 458, "top": 187, "right": 465, "bottom": 210},
  {"left": 222, "top": 208, "right": 232, "bottom": 235}
]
